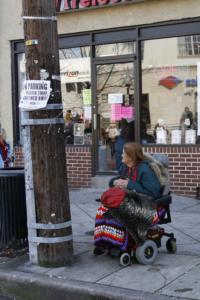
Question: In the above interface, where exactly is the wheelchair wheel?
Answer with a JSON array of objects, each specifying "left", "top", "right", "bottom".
[
  {"left": 166, "top": 238, "right": 177, "bottom": 253},
  {"left": 120, "top": 253, "right": 131, "bottom": 267},
  {"left": 135, "top": 240, "right": 158, "bottom": 265}
]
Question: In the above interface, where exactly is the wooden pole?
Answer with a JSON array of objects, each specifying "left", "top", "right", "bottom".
[{"left": 22, "top": 0, "right": 74, "bottom": 267}]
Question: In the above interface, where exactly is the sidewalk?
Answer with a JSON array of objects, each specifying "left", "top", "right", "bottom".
[{"left": 0, "top": 188, "right": 199, "bottom": 300}]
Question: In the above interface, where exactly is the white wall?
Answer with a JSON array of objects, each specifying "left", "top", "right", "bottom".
[
  {"left": 0, "top": 0, "right": 23, "bottom": 144},
  {"left": 58, "top": 0, "right": 200, "bottom": 34}
]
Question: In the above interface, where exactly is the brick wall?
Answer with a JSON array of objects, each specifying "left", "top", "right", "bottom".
[
  {"left": 14, "top": 145, "right": 200, "bottom": 197},
  {"left": 65, "top": 146, "right": 92, "bottom": 188},
  {"left": 14, "top": 145, "right": 92, "bottom": 189},
  {"left": 144, "top": 146, "right": 200, "bottom": 198}
]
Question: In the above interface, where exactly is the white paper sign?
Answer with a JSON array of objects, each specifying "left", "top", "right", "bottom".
[
  {"left": 171, "top": 130, "right": 181, "bottom": 144},
  {"left": 156, "top": 128, "right": 167, "bottom": 144},
  {"left": 185, "top": 129, "right": 196, "bottom": 144},
  {"left": 84, "top": 106, "right": 92, "bottom": 120},
  {"left": 108, "top": 93, "right": 123, "bottom": 104},
  {"left": 19, "top": 80, "right": 51, "bottom": 110}
]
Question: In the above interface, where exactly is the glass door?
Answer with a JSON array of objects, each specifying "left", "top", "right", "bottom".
[{"left": 94, "top": 61, "right": 135, "bottom": 173}]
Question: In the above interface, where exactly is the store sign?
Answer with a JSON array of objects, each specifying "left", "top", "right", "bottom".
[
  {"left": 56, "top": 0, "right": 146, "bottom": 12},
  {"left": 61, "top": 58, "right": 91, "bottom": 83},
  {"left": 66, "top": 71, "right": 79, "bottom": 77},
  {"left": 185, "top": 79, "right": 197, "bottom": 87},
  {"left": 159, "top": 76, "right": 182, "bottom": 90}
]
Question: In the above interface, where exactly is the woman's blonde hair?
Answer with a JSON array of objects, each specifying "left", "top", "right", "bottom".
[{"left": 123, "top": 142, "right": 147, "bottom": 165}]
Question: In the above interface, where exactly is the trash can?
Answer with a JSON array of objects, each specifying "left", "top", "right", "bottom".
[{"left": 0, "top": 168, "right": 27, "bottom": 250}]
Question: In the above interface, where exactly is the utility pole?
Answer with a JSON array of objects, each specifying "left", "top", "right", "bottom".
[{"left": 21, "top": 0, "right": 74, "bottom": 267}]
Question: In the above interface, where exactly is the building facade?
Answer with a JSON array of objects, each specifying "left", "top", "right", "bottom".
[{"left": 1, "top": 0, "right": 200, "bottom": 196}]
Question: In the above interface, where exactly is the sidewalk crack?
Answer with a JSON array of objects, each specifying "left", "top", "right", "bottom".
[
  {"left": 155, "top": 261, "right": 200, "bottom": 294},
  {"left": 95, "top": 266, "right": 123, "bottom": 283}
]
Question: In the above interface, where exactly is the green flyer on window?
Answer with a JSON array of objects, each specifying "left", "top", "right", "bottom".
[{"left": 83, "top": 89, "right": 91, "bottom": 105}]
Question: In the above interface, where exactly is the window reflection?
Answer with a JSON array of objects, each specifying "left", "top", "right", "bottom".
[
  {"left": 60, "top": 47, "right": 92, "bottom": 145},
  {"left": 17, "top": 48, "right": 92, "bottom": 145},
  {"left": 141, "top": 36, "right": 200, "bottom": 145},
  {"left": 178, "top": 35, "right": 200, "bottom": 57},
  {"left": 96, "top": 62, "right": 135, "bottom": 172},
  {"left": 17, "top": 53, "right": 26, "bottom": 143},
  {"left": 95, "top": 42, "right": 135, "bottom": 57}
]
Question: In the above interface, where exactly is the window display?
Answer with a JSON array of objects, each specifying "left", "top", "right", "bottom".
[
  {"left": 141, "top": 36, "right": 200, "bottom": 144},
  {"left": 17, "top": 35, "right": 200, "bottom": 147},
  {"left": 96, "top": 62, "right": 135, "bottom": 172},
  {"left": 95, "top": 42, "right": 135, "bottom": 57},
  {"left": 60, "top": 47, "right": 92, "bottom": 145},
  {"left": 17, "top": 48, "right": 92, "bottom": 146}
]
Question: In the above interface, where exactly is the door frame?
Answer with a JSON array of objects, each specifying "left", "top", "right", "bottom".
[{"left": 92, "top": 56, "right": 137, "bottom": 175}]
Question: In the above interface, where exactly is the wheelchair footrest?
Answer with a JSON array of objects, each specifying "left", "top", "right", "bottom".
[{"left": 155, "top": 194, "right": 172, "bottom": 206}]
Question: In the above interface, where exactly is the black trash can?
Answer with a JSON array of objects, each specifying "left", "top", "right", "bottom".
[{"left": 0, "top": 168, "right": 27, "bottom": 250}]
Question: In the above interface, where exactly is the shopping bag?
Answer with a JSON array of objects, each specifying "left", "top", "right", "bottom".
[{"left": 101, "top": 187, "right": 127, "bottom": 208}]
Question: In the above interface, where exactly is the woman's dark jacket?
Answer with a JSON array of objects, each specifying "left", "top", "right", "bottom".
[{"left": 109, "top": 160, "right": 161, "bottom": 199}]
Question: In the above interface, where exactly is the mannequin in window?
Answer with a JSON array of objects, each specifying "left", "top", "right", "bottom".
[
  {"left": 106, "top": 122, "right": 119, "bottom": 158},
  {"left": 141, "top": 120, "right": 155, "bottom": 144},
  {"left": 84, "top": 120, "right": 92, "bottom": 134},
  {"left": 180, "top": 106, "right": 193, "bottom": 129},
  {"left": 154, "top": 119, "right": 169, "bottom": 144}
]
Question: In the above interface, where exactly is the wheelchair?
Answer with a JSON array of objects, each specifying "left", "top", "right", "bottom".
[
  {"left": 94, "top": 154, "right": 176, "bottom": 266},
  {"left": 119, "top": 192, "right": 177, "bottom": 267}
]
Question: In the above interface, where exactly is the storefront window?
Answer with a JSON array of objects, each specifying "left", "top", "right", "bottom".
[
  {"left": 141, "top": 36, "right": 200, "bottom": 145},
  {"left": 96, "top": 62, "right": 135, "bottom": 171},
  {"left": 18, "top": 53, "right": 26, "bottom": 97},
  {"left": 95, "top": 42, "right": 135, "bottom": 57},
  {"left": 60, "top": 47, "right": 91, "bottom": 145},
  {"left": 17, "top": 47, "right": 92, "bottom": 146},
  {"left": 178, "top": 35, "right": 200, "bottom": 57},
  {"left": 17, "top": 53, "right": 26, "bottom": 143}
]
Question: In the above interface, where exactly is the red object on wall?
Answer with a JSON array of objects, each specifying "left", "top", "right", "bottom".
[{"left": 159, "top": 76, "right": 182, "bottom": 89}]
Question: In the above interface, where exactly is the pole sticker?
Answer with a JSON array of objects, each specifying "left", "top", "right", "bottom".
[{"left": 25, "top": 40, "right": 39, "bottom": 46}]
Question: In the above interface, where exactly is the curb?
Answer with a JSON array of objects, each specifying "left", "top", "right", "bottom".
[{"left": 0, "top": 269, "right": 186, "bottom": 300}]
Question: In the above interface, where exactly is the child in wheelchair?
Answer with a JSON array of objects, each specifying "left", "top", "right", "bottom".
[{"left": 94, "top": 142, "right": 176, "bottom": 266}]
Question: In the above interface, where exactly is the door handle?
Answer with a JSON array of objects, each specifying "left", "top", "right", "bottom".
[{"left": 93, "top": 113, "right": 97, "bottom": 130}]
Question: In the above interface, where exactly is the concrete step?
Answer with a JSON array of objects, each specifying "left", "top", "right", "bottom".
[
  {"left": 0, "top": 269, "right": 184, "bottom": 300},
  {"left": 91, "top": 175, "right": 116, "bottom": 189}
]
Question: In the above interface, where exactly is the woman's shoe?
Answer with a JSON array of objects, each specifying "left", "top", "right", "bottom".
[{"left": 93, "top": 247, "right": 105, "bottom": 255}]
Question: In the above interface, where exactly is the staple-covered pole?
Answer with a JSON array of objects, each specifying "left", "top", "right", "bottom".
[{"left": 21, "top": 0, "right": 74, "bottom": 267}]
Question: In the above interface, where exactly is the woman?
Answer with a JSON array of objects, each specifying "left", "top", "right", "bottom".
[
  {"left": 0, "top": 129, "right": 13, "bottom": 168},
  {"left": 111, "top": 142, "right": 161, "bottom": 199},
  {"left": 94, "top": 142, "right": 163, "bottom": 255}
]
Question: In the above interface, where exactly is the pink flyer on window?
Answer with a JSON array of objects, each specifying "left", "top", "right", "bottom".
[
  {"left": 111, "top": 104, "right": 122, "bottom": 121},
  {"left": 121, "top": 106, "right": 134, "bottom": 119}
]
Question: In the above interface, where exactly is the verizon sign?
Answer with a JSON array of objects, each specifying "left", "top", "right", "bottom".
[
  {"left": 60, "top": 58, "right": 91, "bottom": 83},
  {"left": 56, "top": 0, "right": 146, "bottom": 12}
]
